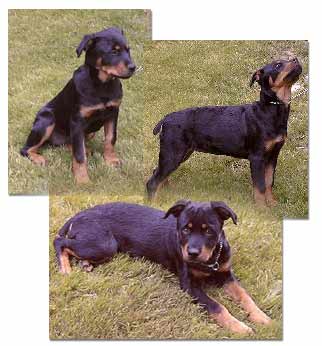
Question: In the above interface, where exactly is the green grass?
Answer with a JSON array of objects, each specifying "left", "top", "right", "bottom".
[
  {"left": 8, "top": 9, "right": 151, "bottom": 195},
  {"left": 50, "top": 195, "right": 282, "bottom": 340},
  {"left": 143, "top": 41, "right": 308, "bottom": 219}
]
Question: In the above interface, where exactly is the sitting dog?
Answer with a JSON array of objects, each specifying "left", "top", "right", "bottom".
[
  {"left": 54, "top": 200, "right": 271, "bottom": 334},
  {"left": 20, "top": 27, "right": 136, "bottom": 183},
  {"left": 146, "top": 57, "right": 302, "bottom": 206}
]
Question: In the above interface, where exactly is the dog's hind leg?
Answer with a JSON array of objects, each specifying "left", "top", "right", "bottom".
[
  {"left": 20, "top": 108, "right": 55, "bottom": 166},
  {"left": 53, "top": 234, "right": 118, "bottom": 274},
  {"left": 146, "top": 135, "right": 193, "bottom": 200}
]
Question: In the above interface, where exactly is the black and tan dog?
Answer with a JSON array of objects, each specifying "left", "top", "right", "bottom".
[
  {"left": 20, "top": 27, "right": 136, "bottom": 183},
  {"left": 54, "top": 200, "right": 271, "bottom": 334},
  {"left": 146, "top": 57, "right": 302, "bottom": 206}
]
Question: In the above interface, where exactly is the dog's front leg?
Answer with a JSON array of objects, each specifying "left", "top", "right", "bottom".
[
  {"left": 264, "top": 141, "right": 284, "bottom": 206},
  {"left": 104, "top": 110, "right": 121, "bottom": 167},
  {"left": 177, "top": 264, "right": 252, "bottom": 334},
  {"left": 249, "top": 154, "right": 266, "bottom": 206},
  {"left": 70, "top": 116, "right": 89, "bottom": 184},
  {"left": 223, "top": 278, "right": 271, "bottom": 325}
]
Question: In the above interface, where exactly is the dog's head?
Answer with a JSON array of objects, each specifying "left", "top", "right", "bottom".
[
  {"left": 250, "top": 56, "right": 302, "bottom": 104},
  {"left": 164, "top": 200, "right": 237, "bottom": 263},
  {"left": 76, "top": 27, "right": 136, "bottom": 81}
]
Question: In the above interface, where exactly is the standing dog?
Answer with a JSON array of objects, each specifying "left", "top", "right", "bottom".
[
  {"left": 146, "top": 57, "right": 302, "bottom": 206},
  {"left": 54, "top": 200, "right": 271, "bottom": 334},
  {"left": 20, "top": 27, "right": 136, "bottom": 183}
]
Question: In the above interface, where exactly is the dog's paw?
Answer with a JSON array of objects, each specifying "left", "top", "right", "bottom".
[
  {"left": 104, "top": 154, "right": 122, "bottom": 167},
  {"left": 211, "top": 307, "right": 253, "bottom": 335},
  {"left": 29, "top": 153, "right": 47, "bottom": 166},
  {"left": 249, "top": 309, "right": 272, "bottom": 325},
  {"left": 266, "top": 196, "right": 278, "bottom": 207},
  {"left": 80, "top": 260, "right": 94, "bottom": 272},
  {"left": 72, "top": 161, "right": 90, "bottom": 184}
]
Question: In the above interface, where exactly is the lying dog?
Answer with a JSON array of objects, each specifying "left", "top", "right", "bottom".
[
  {"left": 54, "top": 200, "right": 271, "bottom": 334},
  {"left": 146, "top": 57, "right": 302, "bottom": 206},
  {"left": 21, "top": 27, "right": 136, "bottom": 183}
]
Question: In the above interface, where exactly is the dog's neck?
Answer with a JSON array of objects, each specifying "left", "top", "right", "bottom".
[
  {"left": 87, "top": 64, "right": 116, "bottom": 85},
  {"left": 257, "top": 88, "right": 290, "bottom": 133},
  {"left": 259, "top": 86, "right": 291, "bottom": 107},
  {"left": 259, "top": 88, "right": 291, "bottom": 109}
]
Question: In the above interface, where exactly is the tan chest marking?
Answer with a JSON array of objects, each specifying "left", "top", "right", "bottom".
[
  {"left": 264, "top": 134, "right": 286, "bottom": 152},
  {"left": 80, "top": 99, "right": 122, "bottom": 118},
  {"left": 190, "top": 268, "right": 211, "bottom": 279}
]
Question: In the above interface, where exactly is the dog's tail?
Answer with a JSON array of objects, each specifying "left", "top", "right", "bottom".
[
  {"left": 57, "top": 219, "right": 73, "bottom": 238},
  {"left": 153, "top": 119, "right": 164, "bottom": 135}
]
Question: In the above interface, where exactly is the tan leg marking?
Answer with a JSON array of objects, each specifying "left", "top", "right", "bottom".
[
  {"left": 224, "top": 280, "right": 271, "bottom": 325},
  {"left": 253, "top": 187, "right": 266, "bottom": 207},
  {"left": 27, "top": 123, "right": 55, "bottom": 166},
  {"left": 59, "top": 249, "right": 72, "bottom": 274},
  {"left": 210, "top": 304, "right": 253, "bottom": 334},
  {"left": 72, "top": 159, "right": 90, "bottom": 184},
  {"left": 72, "top": 140, "right": 90, "bottom": 184},
  {"left": 265, "top": 164, "right": 278, "bottom": 207},
  {"left": 104, "top": 120, "right": 121, "bottom": 167}
]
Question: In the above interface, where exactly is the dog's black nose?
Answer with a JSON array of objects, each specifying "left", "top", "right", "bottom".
[
  {"left": 188, "top": 247, "right": 200, "bottom": 258},
  {"left": 128, "top": 63, "right": 136, "bottom": 73}
]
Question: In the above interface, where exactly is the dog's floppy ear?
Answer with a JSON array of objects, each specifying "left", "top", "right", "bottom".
[
  {"left": 164, "top": 200, "right": 190, "bottom": 219},
  {"left": 210, "top": 201, "right": 237, "bottom": 225},
  {"left": 250, "top": 68, "right": 264, "bottom": 87},
  {"left": 76, "top": 34, "right": 95, "bottom": 57}
]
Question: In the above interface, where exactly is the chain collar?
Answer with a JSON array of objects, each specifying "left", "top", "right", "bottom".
[
  {"left": 188, "top": 241, "right": 223, "bottom": 272},
  {"left": 269, "top": 101, "right": 285, "bottom": 105}
]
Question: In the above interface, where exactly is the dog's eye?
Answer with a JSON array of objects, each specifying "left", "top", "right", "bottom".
[
  {"left": 275, "top": 63, "right": 282, "bottom": 69},
  {"left": 182, "top": 228, "right": 191, "bottom": 234},
  {"left": 111, "top": 47, "right": 121, "bottom": 55},
  {"left": 205, "top": 228, "right": 212, "bottom": 236}
]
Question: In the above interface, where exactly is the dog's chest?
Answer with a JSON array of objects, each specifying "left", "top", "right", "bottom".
[
  {"left": 264, "top": 134, "right": 286, "bottom": 152},
  {"left": 80, "top": 99, "right": 122, "bottom": 119}
]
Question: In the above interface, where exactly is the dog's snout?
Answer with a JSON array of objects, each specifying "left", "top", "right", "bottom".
[
  {"left": 187, "top": 246, "right": 201, "bottom": 258},
  {"left": 128, "top": 63, "right": 136, "bottom": 73}
]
